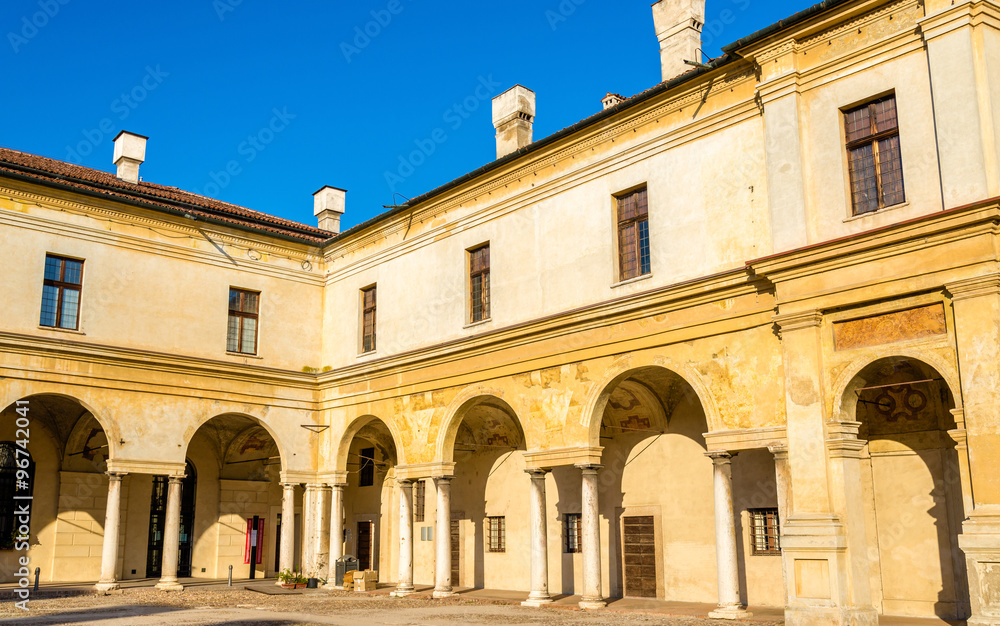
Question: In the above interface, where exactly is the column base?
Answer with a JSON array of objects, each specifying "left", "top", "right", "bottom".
[
  {"left": 521, "top": 594, "right": 553, "bottom": 607},
  {"left": 322, "top": 582, "right": 345, "bottom": 591},
  {"left": 578, "top": 598, "right": 606, "bottom": 610},
  {"left": 432, "top": 588, "right": 455, "bottom": 599},
  {"left": 154, "top": 580, "right": 184, "bottom": 592},
  {"left": 960, "top": 507, "right": 1000, "bottom": 626},
  {"left": 390, "top": 586, "right": 416, "bottom": 597},
  {"left": 783, "top": 606, "right": 878, "bottom": 626},
  {"left": 94, "top": 581, "right": 121, "bottom": 594},
  {"left": 708, "top": 606, "right": 753, "bottom": 620}
]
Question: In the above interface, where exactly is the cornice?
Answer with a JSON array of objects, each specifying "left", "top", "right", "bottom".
[
  {"left": 0, "top": 185, "right": 324, "bottom": 284},
  {"left": 919, "top": 0, "right": 1000, "bottom": 41},
  {"left": 0, "top": 331, "right": 318, "bottom": 391},
  {"left": 316, "top": 269, "right": 770, "bottom": 392},
  {"left": 946, "top": 274, "right": 1000, "bottom": 301},
  {"left": 773, "top": 310, "right": 824, "bottom": 333}
]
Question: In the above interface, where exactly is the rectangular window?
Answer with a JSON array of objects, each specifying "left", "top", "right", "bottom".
[
  {"left": 40, "top": 254, "right": 84, "bottom": 330},
  {"left": 564, "top": 513, "right": 582, "bottom": 553},
  {"left": 749, "top": 508, "right": 781, "bottom": 556},
  {"left": 359, "top": 447, "right": 375, "bottom": 487},
  {"left": 414, "top": 480, "right": 426, "bottom": 523},
  {"left": 487, "top": 516, "right": 505, "bottom": 553},
  {"left": 361, "top": 286, "right": 377, "bottom": 353},
  {"left": 845, "top": 95, "right": 905, "bottom": 215},
  {"left": 617, "top": 187, "right": 650, "bottom": 281},
  {"left": 469, "top": 244, "right": 490, "bottom": 323},
  {"left": 227, "top": 288, "right": 260, "bottom": 355}
]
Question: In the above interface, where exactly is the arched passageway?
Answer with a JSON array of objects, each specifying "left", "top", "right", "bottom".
[
  {"left": 0, "top": 394, "right": 110, "bottom": 582},
  {"left": 840, "top": 357, "right": 970, "bottom": 620}
]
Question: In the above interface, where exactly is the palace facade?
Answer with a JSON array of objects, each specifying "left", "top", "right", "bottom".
[{"left": 3, "top": 0, "right": 1000, "bottom": 624}]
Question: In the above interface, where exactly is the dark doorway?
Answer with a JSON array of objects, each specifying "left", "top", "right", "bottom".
[
  {"left": 357, "top": 521, "right": 373, "bottom": 571},
  {"left": 623, "top": 515, "right": 656, "bottom": 598},
  {"left": 146, "top": 461, "right": 197, "bottom": 578}
]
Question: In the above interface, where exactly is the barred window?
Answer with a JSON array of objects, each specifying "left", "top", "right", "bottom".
[
  {"left": 0, "top": 442, "right": 34, "bottom": 550},
  {"left": 359, "top": 447, "right": 375, "bottom": 487},
  {"left": 487, "top": 516, "right": 505, "bottom": 553},
  {"left": 361, "top": 286, "right": 377, "bottom": 353},
  {"left": 564, "top": 513, "right": 582, "bottom": 553},
  {"left": 617, "top": 188, "right": 650, "bottom": 281},
  {"left": 414, "top": 480, "right": 426, "bottom": 523},
  {"left": 469, "top": 245, "right": 490, "bottom": 323},
  {"left": 40, "top": 254, "right": 83, "bottom": 330},
  {"left": 845, "top": 95, "right": 905, "bottom": 215},
  {"left": 749, "top": 508, "right": 781, "bottom": 556},
  {"left": 227, "top": 288, "right": 259, "bottom": 355}
]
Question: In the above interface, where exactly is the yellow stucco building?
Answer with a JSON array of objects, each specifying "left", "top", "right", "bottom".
[{"left": 2, "top": 0, "right": 1000, "bottom": 623}]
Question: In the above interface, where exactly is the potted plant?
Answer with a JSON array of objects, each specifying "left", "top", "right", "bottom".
[{"left": 277, "top": 568, "right": 308, "bottom": 589}]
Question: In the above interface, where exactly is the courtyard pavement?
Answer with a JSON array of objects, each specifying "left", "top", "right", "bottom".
[{"left": 0, "top": 578, "right": 963, "bottom": 625}]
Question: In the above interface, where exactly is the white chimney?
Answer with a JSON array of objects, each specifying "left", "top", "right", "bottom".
[
  {"left": 492, "top": 85, "right": 535, "bottom": 159},
  {"left": 602, "top": 93, "right": 625, "bottom": 110},
  {"left": 113, "top": 130, "right": 147, "bottom": 183},
  {"left": 313, "top": 186, "right": 346, "bottom": 234},
  {"left": 652, "top": 0, "right": 706, "bottom": 82}
]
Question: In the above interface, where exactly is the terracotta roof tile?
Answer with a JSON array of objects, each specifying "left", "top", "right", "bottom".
[{"left": 0, "top": 146, "right": 333, "bottom": 244}]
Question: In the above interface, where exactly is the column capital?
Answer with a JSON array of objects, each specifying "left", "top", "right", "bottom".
[
  {"left": 767, "top": 444, "right": 789, "bottom": 460},
  {"left": 947, "top": 273, "right": 1000, "bottom": 302},
  {"left": 280, "top": 482, "right": 299, "bottom": 490},
  {"left": 706, "top": 451, "right": 734, "bottom": 465},
  {"left": 329, "top": 482, "right": 346, "bottom": 492},
  {"left": 773, "top": 310, "right": 823, "bottom": 334},
  {"left": 525, "top": 468, "right": 551, "bottom": 478},
  {"left": 396, "top": 478, "right": 415, "bottom": 487},
  {"left": 167, "top": 475, "right": 185, "bottom": 485},
  {"left": 574, "top": 464, "right": 603, "bottom": 474},
  {"left": 432, "top": 475, "right": 455, "bottom": 485},
  {"left": 105, "top": 471, "right": 127, "bottom": 481}
]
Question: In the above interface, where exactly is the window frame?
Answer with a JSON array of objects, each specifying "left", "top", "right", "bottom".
[
  {"left": 748, "top": 508, "right": 781, "bottom": 556},
  {"left": 226, "top": 288, "right": 260, "bottom": 355},
  {"left": 360, "top": 285, "right": 377, "bottom": 354},
  {"left": 614, "top": 187, "right": 651, "bottom": 282},
  {"left": 564, "top": 513, "right": 582, "bottom": 554},
  {"left": 40, "top": 254, "right": 84, "bottom": 330},
  {"left": 843, "top": 93, "right": 905, "bottom": 216},
  {"left": 486, "top": 515, "right": 506, "bottom": 553},
  {"left": 468, "top": 243, "right": 491, "bottom": 324}
]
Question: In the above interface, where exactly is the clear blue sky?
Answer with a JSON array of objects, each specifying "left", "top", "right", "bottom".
[{"left": 2, "top": 0, "right": 805, "bottom": 231}]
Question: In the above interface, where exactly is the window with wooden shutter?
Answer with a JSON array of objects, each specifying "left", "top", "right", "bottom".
[
  {"left": 487, "top": 516, "right": 505, "bottom": 552},
  {"left": 361, "top": 286, "right": 377, "bottom": 353},
  {"left": 469, "top": 244, "right": 490, "bottom": 323},
  {"left": 749, "top": 508, "right": 781, "bottom": 555},
  {"left": 616, "top": 188, "right": 650, "bottom": 281},
  {"left": 227, "top": 288, "right": 260, "bottom": 355},
  {"left": 414, "top": 480, "right": 426, "bottom": 523},
  {"left": 845, "top": 95, "right": 905, "bottom": 215},
  {"left": 564, "top": 513, "right": 582, "bottom": 553}
]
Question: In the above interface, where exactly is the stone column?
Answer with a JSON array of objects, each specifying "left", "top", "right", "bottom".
[
  {"left": 707, "top": 452, "right": 751, "bottom": 620},
  {"left": 522, "top": 469, "right": 553, "bottom": 607},
  {"left": 577, "top": 464, "right": 605, "bottom": 610},
  {"left": 302, "top": 484, "right": 320, "bottom": 578},
  {"left": 949, "top": 275, "right": 1000, "bottom": 625},
  {"left": 392, "top": 479, "right": 415, "bottom": 597},
  {"left": 95, "top": 472, "right": 126, "bottom": 593},
  {"left": 768, "top": 444, "right": 792, "bottom": 605},
  {"left": 316, "top": 486, "right": 331, "bottom": 576},
  {"left": 326, "top": 483, "right": 345, "bottom": 589},
  {"left": 432, "top": 476, "right": 455, "bottom": 598},
  {"left": 277, "top": 483, "right": 296, "bottom": 583},
  {"left": 155, "top": 476, "right": 184, "bottom": 591}
]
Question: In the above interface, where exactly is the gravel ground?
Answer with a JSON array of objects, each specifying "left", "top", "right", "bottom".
[{"left": 0, "top": 587, "right": 781, "bottom": 625}]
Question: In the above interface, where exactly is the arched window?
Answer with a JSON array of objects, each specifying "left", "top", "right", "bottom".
[{"left": 0, "top": 442, "right": 35, "bottom": 550}]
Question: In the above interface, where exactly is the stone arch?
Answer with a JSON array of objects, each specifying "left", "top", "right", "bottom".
[
  {"left": 182, "top": 411, "right": 288, "bottom": 472},
  {"left": 830, "top": 348, "right": 962, "bottom": 423},
  {"left": 1, "top": 391, "right": 117, "bottom": 460},
  {"left": 335, "top": 414, "right": 405, "bottom": 473},
  {"left": 582, "top": 354, "right": 721, "bottom": 448},
  {"left": 435, "top": 385, "right": 526, "bottom": 464}
]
